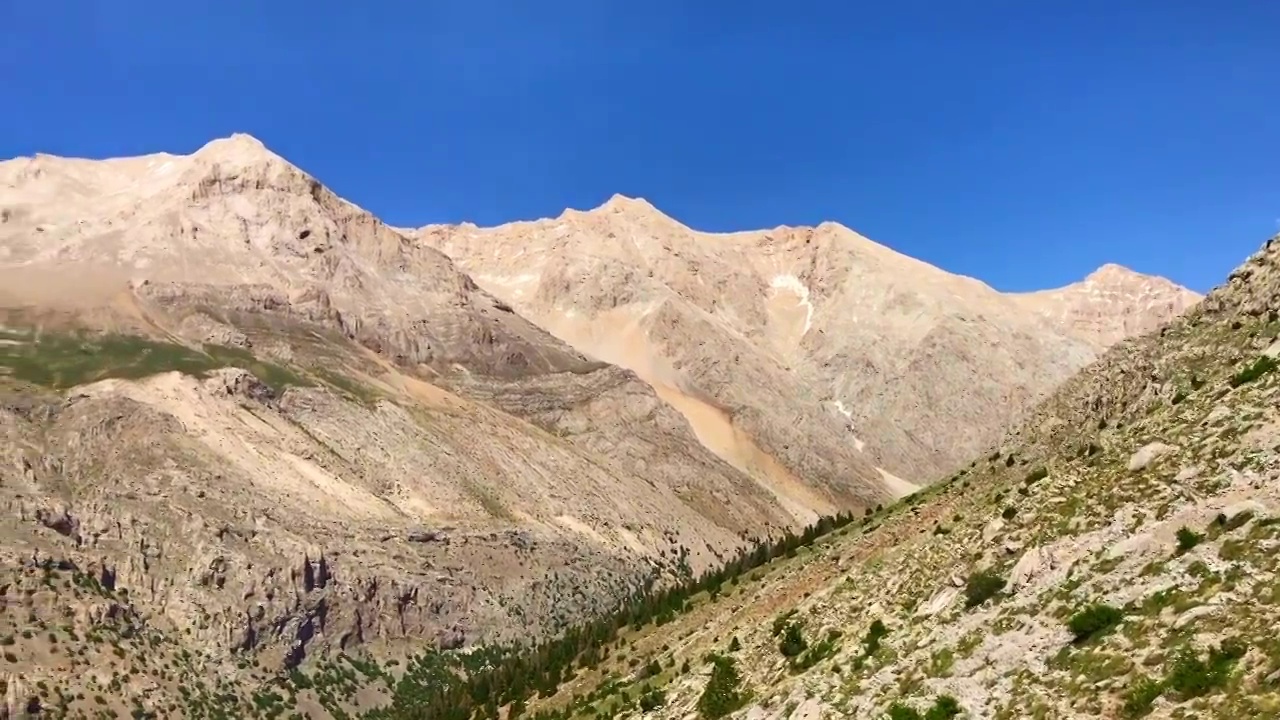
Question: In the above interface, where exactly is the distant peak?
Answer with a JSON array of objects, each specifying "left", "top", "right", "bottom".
[
  {"left": 1069, "top": 263, "right": 1200, "bottom": 301},
  {"left": 1086, "top": 262, "right": 1138, "bottom": 282},
  {"left": 193, "top": 133, "right": 278, "bottom": 163},
  {"left": 596, "top": 194, "right": 658, "bottom": 214}
]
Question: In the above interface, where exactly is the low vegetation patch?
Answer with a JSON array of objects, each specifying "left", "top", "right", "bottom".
[
  {"left": 964, "top": 571, "right": 1007, "bottom": 609},
  {"left": 1118, "top": 638, "right": 1247, "bottom": 716},
  {"left": 1229, "top": 355, "right": 1278, "bottom": 387},
  {"left": 638, "top": 686, "right": 665, "bottom": 712},
  {"left": 1121, "top": 675, "right": 1164, "bottom": 718},
  {"left": 1164, "top": 639, "right": 1246, "bottom": 700},
  {"left": 791, "top": 628, "right": 842, "bottom": 673},
  {"left": 1066, "top": 604, "right": 1124, "bottom": 644},
  {"left": 1175, "top": 527, "right": 1203, "bottom": 554},
  {"left": 0, "top": 330, "right": 309, "bottom": 392},
  {"left": 885, "top": 695, "right": 963, "bottom": 720}
]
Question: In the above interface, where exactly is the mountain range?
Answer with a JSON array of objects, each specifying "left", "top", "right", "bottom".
[{"left": 0, "top": 134, "right": 1211, "bottom": 719}]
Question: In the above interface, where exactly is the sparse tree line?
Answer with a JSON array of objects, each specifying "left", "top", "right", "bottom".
[{"left": 290, "top": 510, "right": 862, "bottom": 719}]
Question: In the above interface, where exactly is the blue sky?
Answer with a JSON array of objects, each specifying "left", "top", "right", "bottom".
[{"left": 3, "top": 1, "right": 1278, "bottom": 292}]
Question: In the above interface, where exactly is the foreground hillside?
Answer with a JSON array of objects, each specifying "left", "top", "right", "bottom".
[{"left": 497, "top": 233, "right": 1280, "bottom": 720}]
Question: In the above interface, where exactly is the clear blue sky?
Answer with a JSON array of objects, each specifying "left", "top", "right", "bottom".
[{"left": 3, "top": 2, "right": 1278, "bottom": 292}]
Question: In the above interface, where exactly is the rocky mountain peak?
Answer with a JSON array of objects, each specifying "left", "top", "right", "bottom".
[
  {"left": 193, "top": 132, "right": 274, "bottom": 161},
  {"left": 1079, "top": 261, "right": 1183, "bottom": 293},
  {"left": 1085, "top": 261, "right": 1137, "bottom": 280},
  {"left": 593, "top": 193, "right": 660, "bottom": 215}
]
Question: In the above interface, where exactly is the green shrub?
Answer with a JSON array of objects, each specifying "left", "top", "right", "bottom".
[
  {"left": 1121, "top": 675, "right": 1163, "bottom": 718},
  {"left": 638, "top": 687, "right": 665, "bottom": 712},
  {"left": 886, "top": 702, "right": 922, "bottom": 720},
  {"left": 1023, "top": 467, "right": 1049, "bottom": 485},
  {"left": 791, "top": 629, "right": 842, "bottom": 672},
  {"left": 697, "top": 655, "right": 749, "bottom": 719},
  {"left": 1165, "top": 638, "right": 1246, "bottom": 699},
  {"left": 778, "top": 622, "right": 807, "bottom": 658},
  {"left": 964, "top": 571, "right": 1007, "bottom": 608},
  {"left": 1066, "top": 604, "right": 1124, "bottom": 644},
  {"left": 862, "top": 619, "right": 889, "bottom": 657},
  {"left": 925, "top": 695, "right": 963, "bottom": 720},
  {"left": 1175, "top": 527, "right": 1203, "bottom": 554},
  {"left": 1229, "top": 356, "right": 1278, "bottom": 387},
  {"left": 885, "top": 696, "right": 962, "bottom": 720}
]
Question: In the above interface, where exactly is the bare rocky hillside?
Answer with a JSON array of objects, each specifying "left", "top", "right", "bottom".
[{"left": 412, "top": 197, "right": 1198, "bottom": 485}]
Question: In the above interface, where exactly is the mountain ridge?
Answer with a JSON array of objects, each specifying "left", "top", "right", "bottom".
[
  {"left": 409, "top": 183, "right": 1199, "bottom": 485},
  {"left": 3, "top": 131, "right": 1190, "bottom": 299},
  {"left": 0, "top": 133, "right": 1199, "bottom": 499},
  {"left": 418, "top": 189, "right": 1185, "bottom": 302}
]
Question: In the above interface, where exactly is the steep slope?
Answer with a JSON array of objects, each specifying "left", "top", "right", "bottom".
[
  {"left": 413, "top": 196, "right": 1199, "bottom": 486},
  {"left": 498, "top": 232, "right": 1280, "bottom": 720}
]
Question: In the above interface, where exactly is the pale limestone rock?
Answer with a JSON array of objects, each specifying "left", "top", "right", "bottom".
[
  {"left": 1174, "top": 605, "right": 1218, "bottom": 629},
  {"left": 983, "top": 518, "right": 1005, "bottom": 542},
  {"left": 1220, "top": 499, "right": 1268, "bottom": 525},
  {"left": 1128, "top": 442, "right": 1176, "bottom": 471},
  {"left": 916, "top": 587, "right": 962, "bottom": 618},
  {"left": 1174, "top": 465, "right": 1201, "bottom": 483}
]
